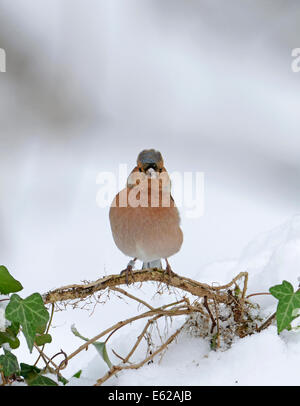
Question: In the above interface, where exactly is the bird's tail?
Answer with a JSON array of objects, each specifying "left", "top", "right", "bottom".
[{"left": 142, "top": 259, "right": 162, "bottom": 269}]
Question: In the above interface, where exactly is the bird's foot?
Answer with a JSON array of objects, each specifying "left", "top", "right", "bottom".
[
  {"left": 120, "top": 259, "right": 136, "bottom": 285},
  {"left": 165, "top": 259, "right": 173, "bottom": 281}
]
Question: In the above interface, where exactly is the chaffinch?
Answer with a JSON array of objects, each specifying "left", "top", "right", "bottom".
[{"left": 109, "top": 149, "right": 183, "bottom": 281}]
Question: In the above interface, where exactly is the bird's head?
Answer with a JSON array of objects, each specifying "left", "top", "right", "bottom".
[{"left": 137, "top": 149, "right": 164, "bottom": 177}]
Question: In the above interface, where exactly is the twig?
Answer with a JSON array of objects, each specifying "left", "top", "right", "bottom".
[
  {"left": 256, "top": 312, "right": 276, "bottom": 333},
  {"left": 111, "top": 349, "right": 127, "bottom": 363},
  {"left": 34, "top": 303, "right": 55, "bottom": 367},
  {"left": 203, "top": 296, "right": 216, "bottom": 334},
  {"left": 94, "top": 320, "right": 187, "bottom": 386},
  {"left": 55, "top": 350, "right": 68, "bottom": 373},
  {"left": 211, "top": 272, "right": 248, "bottom": 292},
  {"left": 123, "top": 315, "right": 163, "bottom": 364},
  {"left": 246, "top": 292, "right": 271, "bottom": 299},
  {"left": 58, "top": 305, "right": 193, "bottom": 371},
  {"left": 33, "top": 343, "right": 59, "bottom": 370},
  {"left": 111, "top": 287, "right": 155, "bottom": 310},
  {"left": 104, "top": 325, "right": 124, "bottom": 344},
  {"left": 213, "top": 297, "right": 221, "bottom": 349}
]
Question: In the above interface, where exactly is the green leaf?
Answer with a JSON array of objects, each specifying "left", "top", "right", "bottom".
[
  {"left": 72, "top": 370, "right": 82, "bottom": 379},
  {"left": 0, "top": 331, "right": 20, "bottom": 349},
  {"left": 71, "top": 324, "right": 112, "bottom": 369},
  {"left": 8, "top": 322, "right": 20, "bottom": 336},
  {"left": 0, "top": 266, "right": 23, "bottom": 294},
  {"left": 93, "top": 342, "right": 113, "bottom": 368},
  {"left": 71, "top": 324, "right": 89, "bottom": 341},
  {"left": 0, "top": 350, "right": 19, "bottom": 377},
  {"left": 20, "top": 363, "right": 58, "bottom": 386},
  {"left": 28, "top": 375, "right": 58, "bottom": 386},
  {"left": 0, "top": 323, "right": 20, "bottom": 349},
  {"left": 57, "top": 375, "right": 68, "bottom": 385},
  {"left": 210, "top": 333, "right": 218, "bottom": 351},
  {"left": 270, "top": 280, "right": 300, "bottom": 333},
  {"left": 5, "top": 293, "right": 50, "bottom": 352},
  {"left": 234, "top": 286, "right": 241, "bottom": 298},
  {"left": 20, "top": 363, "right": 41, "bottom": 380},
  {"left": 34, "top": 333, "right": 52, "bottom": 346},
  {"left": 35, "top": 323, "right": 47, "bottom": 335},
  {"left": 20, "top": 363, "right": 62, "bottom": 386}
]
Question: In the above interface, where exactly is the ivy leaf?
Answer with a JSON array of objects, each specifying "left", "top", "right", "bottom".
[
  {"left": 5, "top": 293, "right": 50, "bottom": 352},
  {"left": 0, "top": 266, "right": 23, "bottom": 294},
  {"left": 71, "top": 324, "right": 112, "bottom": 369},
  {"left": 57, "top": 375, "right": 68, "bottom": 386},
  {"left": 8, "top": 322, "right": 20, "bottom": 336},
  {"left": 269, "top": 280, "right": 300, "bottom": 333},
  {"left": 0, "top": 350, "right": 19, "bottom": 377},
  {"left": 27, "top": 375, "right": 58, "bottom": 386},
  {"left": 0, "top": 323, "right": 20, "bottom": 349},
  {"left": 72, "top": 370, "right": 82, "bottom": 379},
  {"left": 20, "top": 363, "right": 41, "bottom": 380},
  {"left": 93, "top": 342, "right": 113, "bottom": 368},
  {"left": 0, "top": 331, "right": 20, "bottom": 349},
  {"left": 34, "top": 334, "right": 52, "bottom": 346},
  {"left": 35, "top": 323, "right": 47, "bottom": 335},
  {"left": 20, "top": 363, "right": 58, "bottom": 386}
]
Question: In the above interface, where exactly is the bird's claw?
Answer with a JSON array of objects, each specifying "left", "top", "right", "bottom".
[
  {"left": 120, "top": 264, "right": 135, "bottom": 285},
  {"left": 165, "top": 262, "right": 173, "bottom": 282}
]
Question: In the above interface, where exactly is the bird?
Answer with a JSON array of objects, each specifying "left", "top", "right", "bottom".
[{"left": 109, "top": 149, "right": 183, "bottom": 282}]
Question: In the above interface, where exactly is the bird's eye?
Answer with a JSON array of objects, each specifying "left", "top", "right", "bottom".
[{"left": 159, "top": 169, "right": 162, "bottom": 173}]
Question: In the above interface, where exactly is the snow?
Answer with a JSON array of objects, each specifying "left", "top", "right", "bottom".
[
  {"left": 195, "top": 215, "right": 300, "bottom": 310},
  {"left": 64, "top": 215, "right": 300, "bottom": 386},
  {"left": 2, "top": 184, "right": 300, "bottom": 386},
  {"left": 99, "top": 327, "right": 290, "bottom": 386},
  {"left": 1, "top": 0, "right": 300, "bottom": 387},
  {"left": 0, "top": 296, "right": 10, "bottom": 332},
  {"left": 0, "top": 308, "right": 7, "bottom": 332}
]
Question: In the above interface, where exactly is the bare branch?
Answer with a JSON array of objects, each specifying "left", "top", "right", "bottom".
[
  {"left": 43, "top": 269, "right": 244, "bottom": 305},
  {"left": 94, "top": 320, "right": 187, "bottom": 386},
  {"left": 111, "top": 286, "right": 155, "bottom": 310}
]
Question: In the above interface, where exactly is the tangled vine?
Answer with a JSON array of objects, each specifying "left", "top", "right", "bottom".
[{"left": 38, "top": 268, "right": 274, "bottom": 386}]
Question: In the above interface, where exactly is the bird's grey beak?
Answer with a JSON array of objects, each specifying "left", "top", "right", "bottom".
[{"left": 146, "top": 167, "right": 158, "bottom": 178}]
